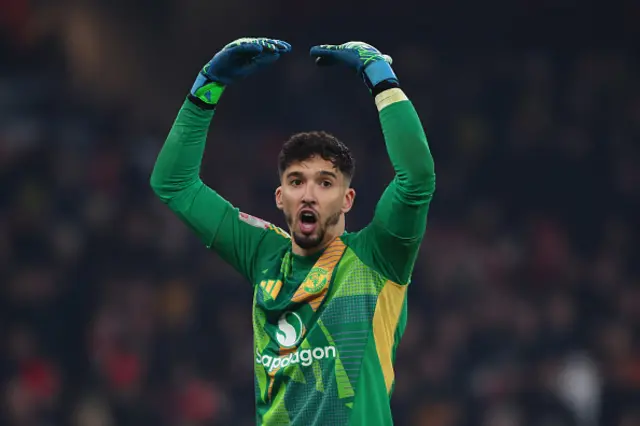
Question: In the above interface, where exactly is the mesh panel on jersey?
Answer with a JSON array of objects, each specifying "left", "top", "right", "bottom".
[
  {"left": 318, "top": 321, "right": 355, "bottom": 399},
  {"left": 285, "top": 364, "right": 306, "bottom": 384},
  {"left": 332, "top": 250, "right": 387, "bottom": 297},
  {"left": 318, "top": 251, "right": 387, "bottom": 406},
  {"left": 321, "top": 294, "right": 378, "bottom": 326},
  {"left": 253, "top": 297, "right": 271, "bottom": 403},
  {"left": 283, "top": 359, "right": 351, "bottom": 425},
  {"left": 312, "top": 361, "right": 324, "bottom": 392},
  {"left": 263, "top": 382, "right": 291, "bottom": 425},
  {"left": 253, "top": 304, "right": 270, "bottom": 351}
]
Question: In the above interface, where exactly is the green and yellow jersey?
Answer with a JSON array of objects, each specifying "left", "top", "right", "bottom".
[{"left": 151, "top": 89, "right": 436, "bottom": 425}]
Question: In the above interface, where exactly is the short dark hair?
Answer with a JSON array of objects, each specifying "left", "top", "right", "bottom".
[{"left": 278, "top": 131, "right": 355, "bottom": 182}]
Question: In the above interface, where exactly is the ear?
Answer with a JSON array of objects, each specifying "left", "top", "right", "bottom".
[
  {"left": 275, "top": 186, "right": 284, "bottom": 210},
  {"left": 341, "top": 188, "right": 356, "bottom": 214}
]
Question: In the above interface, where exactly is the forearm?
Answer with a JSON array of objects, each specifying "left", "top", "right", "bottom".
[
  {"left": 376, "top": 88, "right": 436, "bottom": 202},
  {"left": 372, "top": 89, "right": 435, "bottom": 239},
  {"left": 150, "top": 99, "right": 214, "bottom": 199},
  {"left": 150, "top": 99, "right": 230, "bottom": 245}
]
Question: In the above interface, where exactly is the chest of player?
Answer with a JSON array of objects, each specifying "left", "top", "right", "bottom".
[{"left": 252, "top": 240, "right": 385, "bottom": 362}]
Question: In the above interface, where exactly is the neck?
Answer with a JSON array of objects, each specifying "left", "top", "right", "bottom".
[{"left": 291, "top": 219, "right": 345, "bottom": 257}]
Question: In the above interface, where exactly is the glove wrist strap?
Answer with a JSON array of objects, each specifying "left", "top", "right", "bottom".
[
  {"left": 190, "top": 76, "right": 226, "bottom": 107},
  {"left": 364, "top": 61, "right": 398, "bottom": 88},
  {"left": 188, "top": 93, "right": 218, "bottom": 110},
  {"left": 371, "top": 80, "right": 400, "bottom": 97}
]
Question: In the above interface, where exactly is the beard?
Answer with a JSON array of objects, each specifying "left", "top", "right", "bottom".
[{"left": 285, "top": 210, "right": 341, "bottom": 250}]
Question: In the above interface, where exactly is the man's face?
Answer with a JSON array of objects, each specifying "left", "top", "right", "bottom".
[{"left": 276, "top": 156, "right": 355, "bottom": 251}]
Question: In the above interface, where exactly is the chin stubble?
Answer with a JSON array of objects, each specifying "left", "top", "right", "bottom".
[{"left": 287, "top": 210, "right": 341, "bottom": 250}]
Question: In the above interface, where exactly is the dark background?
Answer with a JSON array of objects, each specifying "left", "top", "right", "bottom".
[{"left": 1, "top": 1, "right": 639, "bottom": 425}]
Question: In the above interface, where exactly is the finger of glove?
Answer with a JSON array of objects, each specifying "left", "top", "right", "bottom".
[
  {"left": 227, "top": 43, "right": 264, "bottom": 57},
  {"left": 310, "top": 45, "right": 339, "bottom": 56},
  {"left": 260, "top": 41, "right": 284, "bottom": 54},
  {"left": 313, "top": 44, "right": 340, "bottom": 50},
  {"left": 264, "top": 39, "right": 292, "bottom": 52},
  {"left": 309, "top": 46, "right": 341, "bottom": 66}
]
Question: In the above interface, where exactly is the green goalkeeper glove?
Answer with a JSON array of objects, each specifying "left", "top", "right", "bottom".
[
  {"left": 309, "top": 41, "right": 399, "bottom": 96},
  {"left": 189, "top": 37, "right": 292, "bottom": 108}
]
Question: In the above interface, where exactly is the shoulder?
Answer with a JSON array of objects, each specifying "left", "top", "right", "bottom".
[
  {"left": 340, "top": 229, "right": 361, "bottom": 245},
  {"left": 339, "top": 226, "right": 415, "bottom": 286},
  {"left": 339, "top": 228, "right": 372, "bottom": 260},
  {"left": 236, "top": 211, "right": 291, "bottom": 259}
]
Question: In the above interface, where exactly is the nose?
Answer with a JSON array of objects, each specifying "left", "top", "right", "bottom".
[{"left": 301, "top": 182, "right": 317, "bottom": 205}]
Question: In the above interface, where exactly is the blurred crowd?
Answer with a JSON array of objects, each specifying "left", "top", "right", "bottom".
[{"left": 1, "top": 1, "right": 639, "bottom": 426}]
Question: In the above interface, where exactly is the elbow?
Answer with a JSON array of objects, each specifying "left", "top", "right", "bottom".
[
  {"left": 150, "top": 170, "right": 203, "bottom": 205},
  {"left": 149, "top": 169, "right": 174, "bottom": 204},
  {"left": 411, "top": 171, "right": 436, "bottom": 198},
  {"left": 395, "top": 171, "right": 436, "bottom": 204},
  {"left": 412, "top": 161, "right": 435, "bottom": 187},
  {"left": 150, "top": 180, "right": 169, "bottom": 204},
  {"left": 418, "top": 171, "right": 436, "bottom": 197},
  {"left": 406, "top": 158, "right": 436, "bottom": 196},
  {"left": 417, "top": 152, "right": 436, "bottom": 194}
]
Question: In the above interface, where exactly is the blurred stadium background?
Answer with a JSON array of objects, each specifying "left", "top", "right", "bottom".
[{"left": 1, "top": 1, "right": 639, "bottom": 425}]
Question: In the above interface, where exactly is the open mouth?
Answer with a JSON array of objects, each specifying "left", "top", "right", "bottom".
[{"left": 298, "top": 210, "right": 318, "bottom": 235}]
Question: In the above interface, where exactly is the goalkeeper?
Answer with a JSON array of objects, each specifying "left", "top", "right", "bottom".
[{"left": 151, "top": 37, "right": 435, "bottom": 425}]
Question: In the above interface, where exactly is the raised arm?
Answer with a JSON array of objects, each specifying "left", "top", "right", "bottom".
[
  {"left": 362, "top": 88, "right": 435, "bottom": 283},
  {"left": 310, "top": 42, "right": 435, "bottom": 284},
  {"left": 150, "top": 38, "right": 292, "bottom": 283}
]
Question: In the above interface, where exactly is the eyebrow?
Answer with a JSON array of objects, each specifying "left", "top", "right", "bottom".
[
  {"left": 318, "top": 170, "right": 338, "bottom": 179},
  {"left": 285, "top": 170, "right": 338, "bottom": 180}
]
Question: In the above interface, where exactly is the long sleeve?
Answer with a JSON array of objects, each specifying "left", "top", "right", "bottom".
[
  {"left": 150, "top": 99, "right": 225, "bottom": 245},
  {"left": 374, "top": 89, "right": 435, "bottom": 232},
  {"left": 349, "top": 89, "right": 435, "bottom": 285},
  {"left": 150, "top": 99, "right": 287, "bottom": 283}
]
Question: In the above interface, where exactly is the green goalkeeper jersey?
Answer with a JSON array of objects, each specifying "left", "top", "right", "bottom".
[{"left": 151, "top": 90, "right": 435, "bottom": 425}]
